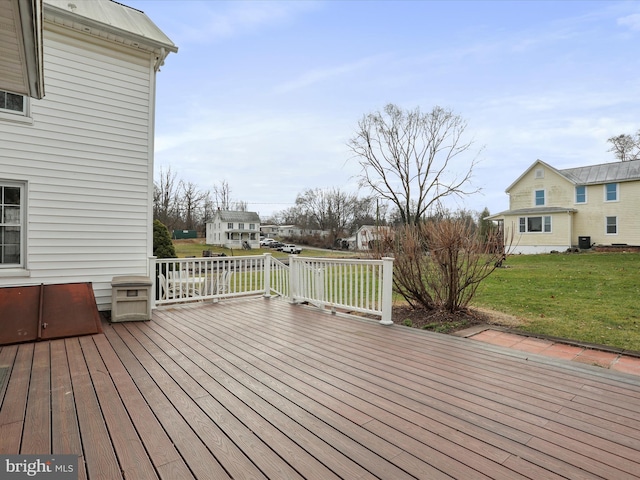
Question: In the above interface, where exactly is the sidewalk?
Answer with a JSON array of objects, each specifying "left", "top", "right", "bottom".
[{"left": 456, "top": 327, "right": 640, "bottom": 377}]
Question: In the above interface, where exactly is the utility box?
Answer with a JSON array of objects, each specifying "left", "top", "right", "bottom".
[
  {"left": 111, "top": 276, "right": 152, "bottom": 322},
  {"left": 578, "top": 236, "right": 591, "bottom": 249}
]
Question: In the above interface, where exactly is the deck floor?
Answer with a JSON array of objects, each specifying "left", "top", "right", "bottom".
[{"left": 1, "top": 297, "right": 640, "bottom": 479}]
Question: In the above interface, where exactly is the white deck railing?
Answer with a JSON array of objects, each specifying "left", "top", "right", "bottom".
[
  {"left": 289, "top": 256, "right": 394, "bottom": 325},
  {"left": 150, "top": 253, "right": 394, "bottom": 324}
]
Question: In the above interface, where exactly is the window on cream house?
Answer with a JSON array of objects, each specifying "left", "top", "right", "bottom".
[
  {"left": 606, "top": 216, "right": 617, "bottom": 235},
  {"left": 605, "top": 183, "right": 618, "bottom": 202},
  {"left": 534, "top": 189, "right": 545, "bottom": 206},
  {"left": 575, "top": 185, "right": 586, "bottom": 203},
  {"left": 519, "top": 216, "right": 551, "bottom": 233}
]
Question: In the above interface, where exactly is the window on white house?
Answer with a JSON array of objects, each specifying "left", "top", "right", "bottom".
[
  {"left": 227, "top": 222, "right": 233, "bottom": 229},
  {"left": 249, "top": 224, "right": 255, "bottom": 230},
  {"left": 238, "top": 223, "right": 244, "bottom": 230},
  {"left": 0, "top": 90, "right": 25, "bottom": 115},
  {"left": 606, "top": 216, "right": 617, "bottom": 235},
  {"left": 534, "top": 189, "right": 545, "bottom": 206},
  {"left": 605, "top": 183, "right": 618, "bottom": 202},
  {"left": 575, "top": 185, "right": 586, "bottom": 203},
  {"left": 518, "top": 215, "right": 551, "bottom": 233},
  {"left": 1, "top": 183, "right": 24, "bottom": 267}
]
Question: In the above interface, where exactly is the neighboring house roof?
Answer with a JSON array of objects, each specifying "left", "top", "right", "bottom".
[
  {"left": 506, "top": 159, "right": 640, "bottom": 192},
  {"left": 560, "top": 159, "right": 640, "bottom": 185},
  {"left": 212, "top": 211, "right": 261, "bottom": 223},
  {"left": 44, "top": 0, "right": 177, "bottom": 68}
]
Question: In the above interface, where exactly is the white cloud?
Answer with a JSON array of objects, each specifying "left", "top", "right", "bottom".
[
  {"left": 617, "top": 13, "right": 640, "bottom": 31},
  {"left": 178, "top": 1, "right": 320, "bottom": 43}
]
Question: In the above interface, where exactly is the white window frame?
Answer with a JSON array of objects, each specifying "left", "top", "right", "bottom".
[
  {"left": 534, "top": 189, "right": 545, "bottom": 206},
  {"left": 0, "top": 90, "right": 32, "bottom": 125},
  {"left": 575, "top": 185, "right": 587, "bottom": 204},
  {"left": 227, "top": 222, "right": 233, "bottom": 229},
  {"left": 238, "top": 223, "right": 244, "bottom": 230},
  {"left": 0, "top": 181, "right": 26, "bottom": 269},
  {"left": 605, "top": 216, "right": 618, "bottom": 235},
  {"left": 518, "top": 215, "right": 552, "bottom": 233},
  {"left": 604, "top": 183, "right": 618, "bottom": 202}
]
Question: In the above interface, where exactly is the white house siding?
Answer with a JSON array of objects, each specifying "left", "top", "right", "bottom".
[{"left": 0, "top": 26, "right": 156, "bottom": 309}]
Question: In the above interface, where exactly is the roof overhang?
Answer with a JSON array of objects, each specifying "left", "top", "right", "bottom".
[
  {"left": 0, "top": 0, "right": 45, "bottom": 99},
  {"left": 43, "top": 0, "right": 177, "bottom": 72},
  {"left": 486, "top": 207, "right": 578, "bottom": 220}
]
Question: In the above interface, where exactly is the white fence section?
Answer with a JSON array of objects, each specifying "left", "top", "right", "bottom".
[
  {"left": 289, "top": 256, "right": 394, "bottom": 325},
  {"left": 150, "top": 253, "right": 394, "bottom": 324}
]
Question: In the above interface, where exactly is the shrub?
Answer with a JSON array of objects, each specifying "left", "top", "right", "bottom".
[{"left": 153, "top": 220, "right": 177, "bottom": 259}]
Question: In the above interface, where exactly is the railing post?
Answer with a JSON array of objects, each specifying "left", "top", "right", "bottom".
[
  {"left": 289, "top": 255, "right": 299, "bottom": 303},
  {"left": 149, "top": 256, "right": 157, "bottom": 309},
  {"left": 263, "top": 253, "right": 272, "bottom": 297},
  {"left": 379, "top": 257, "right": 394, "bottom": 325}
]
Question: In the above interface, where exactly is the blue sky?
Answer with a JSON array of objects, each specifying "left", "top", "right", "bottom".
[{"left": 126, "top": 0, "right": 640, "bottom": 219}]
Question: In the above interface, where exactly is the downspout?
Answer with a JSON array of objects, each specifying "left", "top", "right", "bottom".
[{"left": 568, "top": 211, "right": 573, "bottom": 249}]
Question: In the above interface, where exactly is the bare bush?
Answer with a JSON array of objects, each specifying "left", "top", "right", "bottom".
[{"left": 375, "top": 218, "right": 508, "bottom": 313}]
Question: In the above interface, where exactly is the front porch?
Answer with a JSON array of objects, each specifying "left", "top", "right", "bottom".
[{"left": 1, "top": 298, "right": 639, "bottom": 479}]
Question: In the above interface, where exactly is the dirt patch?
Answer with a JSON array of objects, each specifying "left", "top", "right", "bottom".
[{"left": 392, "top": 305, "right": 525, "bottom": 334}]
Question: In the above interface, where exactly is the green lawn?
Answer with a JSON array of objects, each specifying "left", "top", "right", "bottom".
[
  {"left": 473, "top": 252, "right": 640, "bottom": 351},
  {"left": 172, "top": 240, "right": 357, "bottom": 259}
]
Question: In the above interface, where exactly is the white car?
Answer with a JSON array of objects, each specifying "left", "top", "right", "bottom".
[
  {"left": 280, "top": 244, "right": 302, "bottom": 254},
  {"left": 260, "top": 238, "right": 275, "bottom": 247}
]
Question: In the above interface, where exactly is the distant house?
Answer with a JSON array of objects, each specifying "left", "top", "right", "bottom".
[
  {"left": 344, "top": 225, "right": 392, "bottom": 251},
  {"left": 0, "top": 0, "right": 176, "bottom": 309},
  {"left": 487, "top": 159, "right": 640, "bottom": 254},
  {"left": 260, "top": 225, "right": 279, "bottom": 239},
  {"left": 206, "top": 211, "right": 261, "bottom": 249}
]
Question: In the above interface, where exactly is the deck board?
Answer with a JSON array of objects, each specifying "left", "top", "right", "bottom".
[{"left": 1, "top": 297, "right": 640, "bottom": 479}]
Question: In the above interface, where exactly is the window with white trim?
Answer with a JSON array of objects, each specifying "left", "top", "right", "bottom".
[
  {"left": 575, "top": 185, "right": 586, "bottom": 203},
  {"left": 534, "top": 189, "right": 545, "bottom": 206},
  {"left": 606, "top": 216, "right": 617, "bottom": 235},
  {"left": 1, "top": 182, "right": 24, "bottom": 267},
  {"left": 238, "top": 223, "right": 244, "bottom": 230},
  {"left": 0, "top": 90, "right": 25, "bottom": 115},
  {"left": 227, "top": 222, "right": 233, "bottom": 229},
  {"left": 519, "top": 215, "right": 552, "bottom": 233},
  {"left": 605, "top": 183, "right": 618, "bottom": 202}
]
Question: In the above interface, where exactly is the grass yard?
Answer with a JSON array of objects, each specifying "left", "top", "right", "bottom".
[
  {"left": 172, "top": 239, "right": 356, "bottom": 259},
  {"left": 473, "top": 252, "right": 640, "bottom": 351}
]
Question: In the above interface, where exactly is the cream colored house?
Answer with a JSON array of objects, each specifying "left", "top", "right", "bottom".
[{"left": 487, "top": 159, "right": 640, "bottom": 254}]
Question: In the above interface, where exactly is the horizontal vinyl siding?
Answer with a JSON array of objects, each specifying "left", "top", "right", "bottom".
[{"left": 0, "top": 27, "right": 155, "bottom": 308}]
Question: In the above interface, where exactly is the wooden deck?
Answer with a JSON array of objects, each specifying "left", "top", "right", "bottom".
[{"left": 1, "top": 297, "right": 640, "bottom": 479}]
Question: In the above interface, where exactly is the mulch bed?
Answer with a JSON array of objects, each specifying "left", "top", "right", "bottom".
[{"left": 392, "top": 305, "right": 491, "bottom": 334}]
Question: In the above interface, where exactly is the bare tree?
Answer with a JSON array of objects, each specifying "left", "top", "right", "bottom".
[
  {"left": 212, "top": 180, "right": 232, "bottom": 210},
  {"left": 154, "top": 166, "right": 180, "bottom": 230},
  {"left": 348, "top": 104, "right": 481, "bottom": 225},
  {"left": 179, "top": 180, "right": 207, "bottom": 230},
  {"left": 607, "top": 131, "right": 640, "bottom": 162}
]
